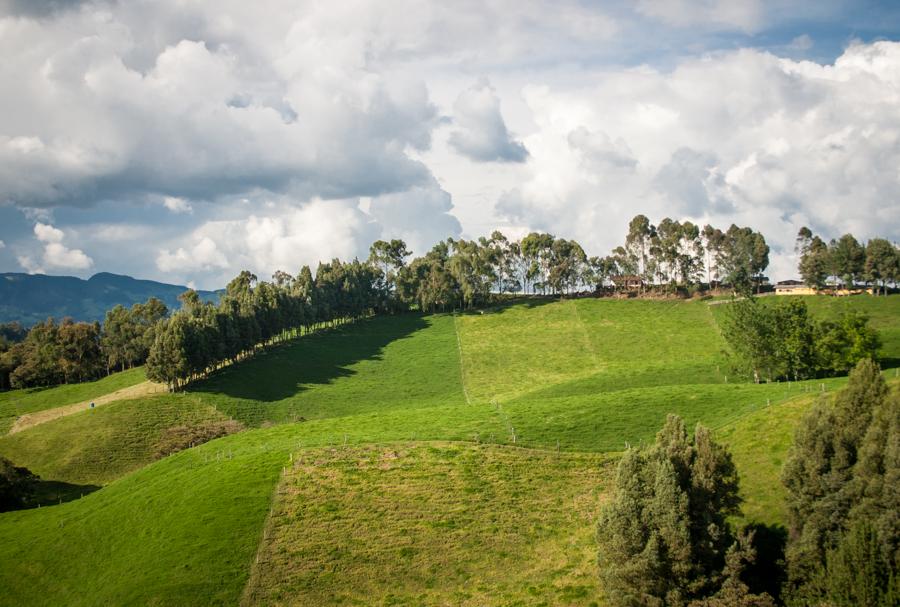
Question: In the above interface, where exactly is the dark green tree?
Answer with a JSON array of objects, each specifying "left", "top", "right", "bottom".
[
  {"left": 597, "top": 415, "right": 770, "bottom": 606},
  {"left": 782, "top": 359, "right": 899, "bottom": 605}
]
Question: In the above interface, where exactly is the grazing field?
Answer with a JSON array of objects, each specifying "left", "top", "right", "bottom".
[
  {"left": 191, "top": 314, "right": 466, "bottom": 427},
  {"left": 0, "top": 395, "right": 239, "bottom": 485},
  {"left": 244, "top": 443, "right": 614, "bottom": 607},
  {"left": 456, "top": 299, "right": 728, "bottom": 403},
  {"left": 0, "top": 367, "right": 146, "bottom": 433},
  {"left": 0, "top": 295, "right": 897, "bottom": 606}
]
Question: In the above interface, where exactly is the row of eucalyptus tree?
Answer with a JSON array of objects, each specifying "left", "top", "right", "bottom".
[{"left": 796, "top": 227, "right": 899, "bottom": 293}]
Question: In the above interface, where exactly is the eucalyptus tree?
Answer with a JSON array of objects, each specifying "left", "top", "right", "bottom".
[
  {"left": 625, "top": 214, "right": 655, "bottom": 289},
  {"left": 702, "top": 224, "right": 725, "bottom": 287},
  {"left": 796, "top": 227, "right": 830, "bottom": 290},
  {"left": 719, "top": 225, "right": 769, "bottom": 296},
  {"left": 520, "top": 232, "right": 555, "bottom": 294},
  {"left": 829, "top": 233, "right": 866, "bottom": 287},
  {"left": 864, "top": 238, "right": 898, "bottom": 295}
]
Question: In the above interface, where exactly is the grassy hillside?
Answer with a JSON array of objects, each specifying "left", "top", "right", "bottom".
[
  {"left": 456, "top": 299, "right": 728, "bottom": 403},
  {"left": 0, "top": 295, "right": 897, "bottom": 606},
  {"left": 0, "top": 395, "right": 237, "bottom": 485},
  {"left": 0, "top": 367, "right": 146, "bottom": 433},
  {"left": 244, "top": 443, "right": 614, "bottom": 606},
  {"left": 191, "top": 314, "right": 465, "bottom": 427}
]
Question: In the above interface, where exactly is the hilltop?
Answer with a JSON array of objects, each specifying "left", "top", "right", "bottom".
[
  {"left": 0, "top": 272, "right": 220, "bottom": 325},
  {"left": 0, "top": 295, "right": 897, "bottom": 605}
]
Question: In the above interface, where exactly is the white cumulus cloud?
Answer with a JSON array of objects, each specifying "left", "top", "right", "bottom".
[
  {"left": 20, "top": 222, "right": 94, "bottom": 272},
  {"left": 448, "top": 80, "right": 528, "bottom": 163},
  {"left": 495, "top": 42, "right": 900, "bottom": 280}
]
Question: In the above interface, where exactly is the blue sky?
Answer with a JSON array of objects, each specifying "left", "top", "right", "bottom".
[{"left": 0, "top": 0, "right": 899, "bottom": 288}]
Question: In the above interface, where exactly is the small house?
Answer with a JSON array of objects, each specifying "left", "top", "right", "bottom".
[
  {"left": 612, "top": 275, "right": 644, "bottom": 291},
  {"left": 774, "top": 280, "right": 816, "bottom": 295}
]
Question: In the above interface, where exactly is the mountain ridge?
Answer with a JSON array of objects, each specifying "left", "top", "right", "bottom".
[{"left": 0, "top": 272, "right": 221, "bottom": 326}]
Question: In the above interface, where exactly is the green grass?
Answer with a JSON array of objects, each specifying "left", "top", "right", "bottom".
[
  {"left": 0, "top": 395, "right": 236, "bottom": 485},
  {"left": 0, "top": 367, "right": 146, "bottom": 433},
  {"left": 239, "top": 442, "right": 614, "bottom": 607},
  {"left": 0, "top": 295, "right": 897, "bottom": 606},
  {"left": 457, "top": 299, "right": 728, "bottom": 404},
  {"left": 716, "top": 376, "right": 900, "bottom": 528},
  {"left": 190, "top": 314, "right": 465, "bottom": 427}
]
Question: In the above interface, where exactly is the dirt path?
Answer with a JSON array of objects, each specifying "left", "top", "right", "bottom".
[{"left": 8, "top": 381, "right": 167, "bottom": 435}]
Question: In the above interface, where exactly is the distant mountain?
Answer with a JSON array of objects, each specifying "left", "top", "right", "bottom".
[{"left": 0, "top": 272, "right": 221, "bottom": 326}]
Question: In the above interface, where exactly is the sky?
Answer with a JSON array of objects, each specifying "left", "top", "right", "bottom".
[{"left": 1, "top": 0, "right": 899, "bottom": 289}]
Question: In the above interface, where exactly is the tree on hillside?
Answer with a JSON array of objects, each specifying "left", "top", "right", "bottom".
[
  {"left": 521, "top": 232, "right": 555, "bottom": 294},
  {"left": 719, "top": 226, "right": 769, "bottom": 296},
  {"left": 864, "top": 238, "right": 899, "bottom": 295},
  {"left": 548, "top": 238, "right": 586, "bottom": 295},
  {"left": 368, "top": 239, "right": 410, "bottom": 297},
  {"left": 0, "top": 456, "right": 38, "bottom": 512},
  {"left": 782, "top": 359, "right": 899, "bottom": 605},
  {"left": 597, "top": 414, "right": 773, "bottom": 606},
  {"left": 829, "top": 234, "right": 866, "bottom": 288},
  {"left": 722, "top": 298, "right": 879, "bottom": 382},
  {"left": 626, "top": 214, "right": 655, "bottom": 290},
  {"left": 796, "top": 227, "right": 830, "bottom": 290},
  {"left": 702, "top": 225, "right": 726, "bottom": 287}
]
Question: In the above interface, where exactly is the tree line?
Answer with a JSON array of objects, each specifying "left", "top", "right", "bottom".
[
  {"left": 597, "top": 359, "right": 898, "bottom": 606},
  {"left": 797, "top": 228, "right": 899, "bottom": 294},
  {"left": 2, "top": 217, "right": 895, "bottom": 391},
  {"left": 145, "top": 261, "right": 384, "bottom": 390},
  {"left": 0, "top": 299, "right": 167, "bottom": 390}
]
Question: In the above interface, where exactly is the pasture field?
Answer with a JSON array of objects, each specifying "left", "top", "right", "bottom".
[
  {"left": 0, "top": 395, "right": 237, "bottom": 485},
  {"left": 0, "top": 367, "right": 146, "bottom": 433},
  {"left": 0, "top": 295, "right": 897, "bottom": 606},
  {"left": 244, "top": 443, "right": 614, "bottom": 607},
  {"left": 190, "top": 314, "right": 466, "bottom": 427}
]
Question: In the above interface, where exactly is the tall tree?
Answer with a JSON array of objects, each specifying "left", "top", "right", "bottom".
[
  {"left": 796, "top": 227, "right": 830, "bottom": 290},
  {"left": 782, "top": 359, "right": 899, "bottom": 605},
  {"left": 864, "top": 238, "right": 899, "bottom": 295},
  {"left": 597, "top": 414, "right": 770, "bottom": 606},
  {"left": 829, "top": 234, "right": 866, "bottom": 288}
]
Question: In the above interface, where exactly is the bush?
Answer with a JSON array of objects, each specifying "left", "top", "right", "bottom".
[{"left": 0, "top": 456, "right": 38, "bottom": 512}]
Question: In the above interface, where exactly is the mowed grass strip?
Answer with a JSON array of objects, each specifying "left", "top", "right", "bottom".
[
  {"left": 0, "top": 367, "right": 147, "bottom": 433},
  {"left": 243, "top": 442, "right": 614, "bottom": 607},
  {"left": 192, "top": 314, "right": 466, "bottom": 427},
  {"left": 456, "top": 300, "right": 601, "bottom": 403},
  {"left": 457, "top": 299, "right": 729, "bottom": 404}
]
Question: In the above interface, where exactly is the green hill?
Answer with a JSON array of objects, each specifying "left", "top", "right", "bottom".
[
  {"left": 0, "top": 295, "right": 897, "bottom": 606},
  {"left": 0, "top": 367, "right": 146, "bottom": 433}
]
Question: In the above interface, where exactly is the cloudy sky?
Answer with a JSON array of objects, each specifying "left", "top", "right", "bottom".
[{"left": 1, "top": 0, "right": 899, "bottom": 288}]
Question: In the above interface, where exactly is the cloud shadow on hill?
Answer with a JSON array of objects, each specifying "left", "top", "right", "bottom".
[{"left": 187, "top": 313, "right": 431, "bottom": 404}]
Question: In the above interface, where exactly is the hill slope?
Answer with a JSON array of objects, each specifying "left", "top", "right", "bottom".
[
  {"left": 0, "top": 295, "right": 897, "bottom": 606},
  {"left": 0, "top": 272, "right": 220, "bottom": 325}
]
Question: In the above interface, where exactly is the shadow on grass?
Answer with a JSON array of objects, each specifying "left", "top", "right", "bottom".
[
  {"left": 878, "top": 356, "right": 900, "bottom": 371},
  {"left": 187, "top": 314, "right": 431, "bottom": 403},
  {"left": 27, "top": 479, "right": 101, "bottom": 509}
]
